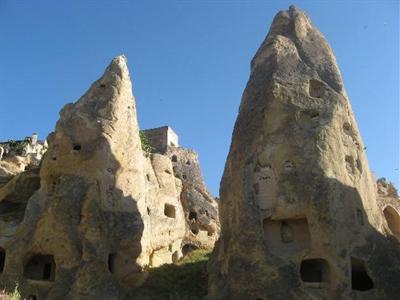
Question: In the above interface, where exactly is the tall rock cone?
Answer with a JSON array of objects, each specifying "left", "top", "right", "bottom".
[
  {"left": 0, "top": 55, "right": 220, "bottom": 299},
  {"left": 209, "top": 6, "right": 400, "bottom": 300},
  {"left": 1, "top": 56, "right": 149, "bottom": 299}
]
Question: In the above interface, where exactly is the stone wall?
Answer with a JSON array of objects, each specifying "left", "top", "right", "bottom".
[{"left": 142, "top": 126, "right": 179, "bottom": 153}]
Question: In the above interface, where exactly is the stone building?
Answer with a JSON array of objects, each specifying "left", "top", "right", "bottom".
[
  {"left": 141, "top": 127, "right": 219, "bottom": 249},
  {"left": 141, "top": 126, "right": 179, "bottom": 153}
]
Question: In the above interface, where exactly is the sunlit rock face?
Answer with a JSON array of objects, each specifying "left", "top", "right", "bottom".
[
  {"left": 209, "top": 6, "right": 400, "bottom": 300},
  {"left": 0, "top": 56, "right": 218, "bottom": 300}
]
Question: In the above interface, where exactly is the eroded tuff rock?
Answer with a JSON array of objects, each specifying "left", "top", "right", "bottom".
[
  {"left": 209, "top": 6, "right": 400, "bottom": 300},
  {"left": 0, "top": 56, "right": 218, "bottom": 299},
  {"left": 0, "top": 134, "right": 48, "bottom": 177},
  {"left": 165, "top": 146, "right": 219, "bottom": 249},
  {"left": 376, "top": 179, "right": 400, "bottom": 242}
]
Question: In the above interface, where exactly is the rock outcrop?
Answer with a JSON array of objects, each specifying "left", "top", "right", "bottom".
[
  {"left": 0, "top": 55, "right": 218, "bottom": 300},
  {"left": 0, "top": 134, "right": 48, "bottom": 174},
  {"left": 209, "top": 6, "right": 400, "bottom": 300},
  {"left": 376, "top": 178, "right": 400, "bottom": 242},
  {"left": 165, "top": 147, "right": 219, "bottom": 249}
]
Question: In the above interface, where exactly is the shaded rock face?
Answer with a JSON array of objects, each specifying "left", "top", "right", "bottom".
[
  {"left": 209, "top": 6, "right": 400, "bottom": 300},
  {"left": 165, "top": 147, "right": 220, "bottom": 249},
  {"left": 0, "top": 56, "right": 217, "bottom": 300},
  {"left": 0, "top": 56, "right": 148, "bottom": 300}
]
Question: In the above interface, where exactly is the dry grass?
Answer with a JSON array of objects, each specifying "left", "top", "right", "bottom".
[
  {"left": 131, "top": 249, "right": 211, "bottom": 299},
  {"left": 0, "top": 285, "right": 21, "bottom": 300}
]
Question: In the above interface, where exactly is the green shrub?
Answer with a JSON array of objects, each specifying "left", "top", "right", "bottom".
[
  {"left": 7, "top": 140, "right": 27, "bottom": 156},
  {"left": 139, "top": 131, "right": 153, "bottom": 153},
  {"left": 5, "top": 284, "right": 21, "bottom": 300}
]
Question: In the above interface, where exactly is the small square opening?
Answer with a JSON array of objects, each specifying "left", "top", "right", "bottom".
[{"left": 164, "top": 203, "right": 176, "bottom": 218}]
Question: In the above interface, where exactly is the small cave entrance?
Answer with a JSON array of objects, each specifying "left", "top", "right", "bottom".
[
  {"left": 207, "top": 227, "right": 215, "bottom": 237},
  {"left": 351, "top": 257, "right": 374, "bottom": 291},
  {"left": 0, "top": 247, "right": 5, "bottom": 273},
  {"left": 300, "top": 259, "right": 330, "bottom": 285},
  {"left": 164, "top": 203, "right": 176, "bottom": 218},
  {"left": 383, "top": 206, "right": 400, "bottom": 240},
  {"left": 72, "top": 144, "right": 81, "bottom": 151},
  {"left": 188, "top": 211, "right": 197, "bottom": 221},
  {"left": 108, "top": 253, "right": 116, "bottom": 273},
  {"left": 309, "top": 79, "right": 325, "bottom": 98},
  {"left": 172, "top": 251, "right": 179, "bottom": 263},
  {"left": 182, "top": 244, "right": 198, "bottom": 257},
  {"left": 190, "top": 227, "right": 199, "bottom": 235},
  {"left": 345, "top": 155, "right": 355, "bottom": 174},
  {"left": 24, "top": 254, "right": 56, "bottom": 281},
  {"left": 171, "top": 155, "right": 178, "bottom": 162}
]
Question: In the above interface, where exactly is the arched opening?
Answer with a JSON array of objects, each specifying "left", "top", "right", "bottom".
[
  {"left": 300, "top": 258, "right": 330, "bottom": 285},
  {"left": 383, "top": 206, "right": 400, "bottom": 240},
  {"left": 164, "top": 203, "right": 176, "bottom": 218},
  {"left": 171, "top": 155, "right": 178, "bottom": 162},
  {"left": 0, "top": 247, "right": 5, "bottom": 273},
  {"left": 351, "top": 257, "right": 374, "bottom": 291},
  {"left": 72, "top": 144, "right": 81, "bottom": 151},
  {"left": 24, "top": 254, "right": 56, "bottom": 281},
  {"left": 309, "top": 79, "right": 324, "bottom": 98}
]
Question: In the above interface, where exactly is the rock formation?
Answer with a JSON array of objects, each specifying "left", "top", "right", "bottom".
[
  {"left": 376, "top": 178, "right": 400, "bottom": 242},
  {"left": 141, "top": 126, "right": 220, "bottom": 249},
  {"left": 0, "top": 55, "right": 218, "bottom": 300},
  {"left": 165, "top": 146, "right": 219, "bottom": 250},
  {"left": 209, "top": 6, "right": 400, "bottom": 300},
  {"left": 0, "top": 134, "right": 48, "bottom": 177}
]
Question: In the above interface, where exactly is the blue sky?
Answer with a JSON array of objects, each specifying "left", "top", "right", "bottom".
[{"left": 0, "top": 0, "right": 398, "bottom": 195}]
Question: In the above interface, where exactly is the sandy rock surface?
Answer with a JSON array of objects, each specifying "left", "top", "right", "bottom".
[{"left": 208, "top": 6, "right": 400, "bottom": 300}]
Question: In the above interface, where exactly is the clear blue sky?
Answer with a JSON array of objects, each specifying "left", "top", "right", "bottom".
[{"left": 0, "top": 0, "right": 398, "bottom": 196}]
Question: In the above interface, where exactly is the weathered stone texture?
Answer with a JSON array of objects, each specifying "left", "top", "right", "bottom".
[
  {"left": 209, "top": 6, "right": 400, "bottom": 300},
  {"left": 376, "top": 178, "right": 400, "bottom": 242},
  {"left": 165, "top": 146, "right": 220, "bottom": 249},
  {"left": 0, "top": 56, "right": 218, "bottom": 300}
]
